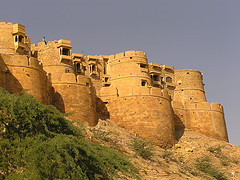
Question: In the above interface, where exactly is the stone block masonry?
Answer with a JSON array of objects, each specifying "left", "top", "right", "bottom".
[{"left": 0, "top": 22, "right": 228, "bottom": 147}]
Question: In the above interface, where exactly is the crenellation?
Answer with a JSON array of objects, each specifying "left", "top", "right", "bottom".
[{"left": 0, "top": 22, "right": 228, "bottom": 147}]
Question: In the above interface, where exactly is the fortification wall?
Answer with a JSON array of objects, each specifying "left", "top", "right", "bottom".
[
  {"left": 105, "top": 89, "right": 175, "bottom": 147},
  {"left": 0, "top": 22, "right": 16, "bottom": 54},
  {"left": 33, "top": 41, "right": 98, "bottom": 126},
  {"left": 0, "top": 53, "right": 48, "bottom": 104},
  {"left": 174, "top": 69, "right": 206, "bottom": 103},
  {"left": 100, "top": 51, "right": 176, "bottom": 146},
  {"left": 172, "top": 101, "right": 228, "bottom": 141},
  {"left": 51, "top": 74, "right": 98, "bottom": 126}
]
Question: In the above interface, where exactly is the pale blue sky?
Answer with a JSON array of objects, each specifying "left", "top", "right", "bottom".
[{"left": 1, "top": 0, "right": 239, "bottom": 146}]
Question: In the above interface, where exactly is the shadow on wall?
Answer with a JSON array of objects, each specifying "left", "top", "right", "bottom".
[
  {"left": 0, "top": 54, "right": 23, "bottom": 94},
  {"left": 96, "top": 98, "right": 109, "bottom": 120},
  {"left": 174, "top": 114, "right": 185, "bottom": 141},
  {"left": 50, "top": 86, "right": 65, "bottom": 113}
]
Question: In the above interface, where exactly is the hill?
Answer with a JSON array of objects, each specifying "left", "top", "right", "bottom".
[
  {"left": 87, "top": 119, "right": 240, "bottom": 180},
  {"left": 0, "top": 88, "right": 239, "bottom": 179}
]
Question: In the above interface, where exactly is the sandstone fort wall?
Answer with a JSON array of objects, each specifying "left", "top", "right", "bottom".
[
  {"left": 0, "top": 22, "right": 229, "bottom": 146},
  {"left": 33, "top": 40, "right": 98, "bottom": 126}
]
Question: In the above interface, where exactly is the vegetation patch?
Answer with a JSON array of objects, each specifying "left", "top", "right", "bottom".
[
  {"left": 207, "top": 145, "right": 231, "bottom": 166},
  {"left": 131, "top": 138, "right": 154, "bottom": 160},
  {"left": 0, "top": 88, "right": 139, "bottom": 179},
  {"left": 195, "top": 156, "right": 227, "bottom": 180}
]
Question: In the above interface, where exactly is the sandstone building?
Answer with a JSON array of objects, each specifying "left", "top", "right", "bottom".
[{"left": 0, "top": 22, "right": 228, "bottom": 146}]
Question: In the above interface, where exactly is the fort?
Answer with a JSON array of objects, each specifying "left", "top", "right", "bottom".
[{"left": 0, "top": 22, "right": 228, "bottom": 146}]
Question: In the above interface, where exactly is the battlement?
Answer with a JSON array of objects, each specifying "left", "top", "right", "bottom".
[
  {"left": 172, "top": 101, "right": 224, "bottom": 113},
  {"left": 109, "top": 50, "right": 146, "bottom": 61},
  {"left": 175, "top": 69, "right": 202, "bottom": 76},
  {"left": 0, "top": 22, "right": 13, "bottom": 26}
]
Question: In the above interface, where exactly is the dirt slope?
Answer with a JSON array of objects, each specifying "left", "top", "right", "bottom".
[{"left": 84, "top": 119, "right": 240, "bottom": 180}]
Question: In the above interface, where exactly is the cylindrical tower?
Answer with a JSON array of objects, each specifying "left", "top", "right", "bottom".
[
  {"left": 174, "top": 69, "right": 206, "bottom": 103},
  {"left": 108, "top": 50, "right": 151, "bottom": 97},
  {"left": 0, "top": 22, "right": 48, "bottom": 104},
  {"left": 33, "top": 40, "right": 98, "bottom": 126},
  {"left": 102, "top": 50, "right": 176, "bottom": 147}
]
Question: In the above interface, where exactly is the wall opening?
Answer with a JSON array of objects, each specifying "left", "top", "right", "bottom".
[
  {"left": 141, "top": 80, "right": 147, "bottom": 86},
  {"left": 140, "top": 64, "right": 147, "bottom": 68},
  {"left": 65, "top": 69, "right": 70, "bottom": 73},
  {"left": 15, "top": 36, "right": 18, "bottom": 42},
  {"left": 151, "top": 74, "right": 159, "bottom": 81},
  {"left": 166, "top": 76, "right": 172, "bottom": 83},
  {"left": 62, "top": 48, "right": 70, "bottom": 56},
  {"left": 75, "top": 63, "right": 81, "bottom": 72},
  {"left": 19, "top": 35, "right": 24, "bottom": 42}
]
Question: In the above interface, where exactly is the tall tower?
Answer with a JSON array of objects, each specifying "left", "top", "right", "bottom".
[
  {"left": 173, "top": 69, "right": 228, "bottom": 141},
  {"left": 100, "top": 50, "right": 176, "bottom": 147},
  {"left": 174, "top": 69, "right": 206, "bottom": 103},
  {"left": 32, "top": 40, "right": 98, "bottom": 126},
  {"left": 0, "top": 22, "right": 48, "bottom": 104}
]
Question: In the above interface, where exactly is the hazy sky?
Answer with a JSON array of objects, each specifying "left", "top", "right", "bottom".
[{"left": 1, "top": 0, "right": 239, "bottom": 146}]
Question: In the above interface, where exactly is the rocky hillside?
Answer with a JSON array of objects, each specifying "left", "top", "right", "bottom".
[{"left": 86, "top": 119, "right": 240, "bottom": 180}]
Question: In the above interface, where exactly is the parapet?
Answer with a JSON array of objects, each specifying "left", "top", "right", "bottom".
[
  {"left": 108, "top": 50, "right": 147, "bottom": 61},
  {"left": 172, "top": 101, "right": 224, "bottom": 113},
  {"left": 0, "top": 22, "right": 13, "bottom": 26},
  {"left": 175, "top": 69, "right": 203, "bottom": 76}
]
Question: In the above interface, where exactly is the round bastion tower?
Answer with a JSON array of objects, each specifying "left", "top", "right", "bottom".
[
  {"left": 100, "top": 50, "right": 176, "bottom": 147},
  {"left": 174, "top": 70, "right": 206, "bottom": 103},
  {"left": 0, "top": 22, "right": 48, "bottom": 104},
  {"left": 173, "top": 69, "right": 228, "bottom": 141},
  {"left": 31, "top": 39, "right": 98, "bottom": 126}
]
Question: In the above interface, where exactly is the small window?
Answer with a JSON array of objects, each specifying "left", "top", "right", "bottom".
[
  {"left": 15, "top": 36, "right": 18, "bottom": 42},
  {"left": 166, "top": 77, "right": 172, "bottom": 83},
  {"left": 187, "top": 72, "right": 190, "bottom": 75},
  {"left": 92, "top": 65, "right": 96, "bottom": 71},
  {"left": 130, "top": 57, "right": 133, "bottom": 59},
  {"left": 65, "top": 69, "right": 70, "bottom": 73},
  {"left": 140, "top": 64, "right": 147, "bottom": 68},
  {"left": 19, "top": 36, "right": 24, "bottom": 42},
  {"left": 75, "top": 63, "right": 81, "bottom": 72},
  {"left": 62, "top": 48, "right": 70, "bottom": 56},
  {"left": 151, "top": 75, "right": 159, "bottom": 81},
  {"left": 141, "top": 80, "right": 147, "bottom": 86},
  {"left": 105, "top": 77, "right": 109, "bottom": 82}
]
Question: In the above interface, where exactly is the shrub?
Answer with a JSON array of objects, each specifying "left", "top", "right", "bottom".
[
  {"left": 132, "top": 138, "right": 154, "bottom": 160},
  {"left": 195, "top": 157, "right": 227, "bottom": 180},
  {"left": 0, "top": 89, "right": 139, "bottom": 179},
  {"left": 207, "top": 145, "right": 230, "bottom": 166}
]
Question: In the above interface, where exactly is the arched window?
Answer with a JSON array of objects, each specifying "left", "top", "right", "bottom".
[{"left": 166, "top": 77, "right": 172, "bottom": 83}]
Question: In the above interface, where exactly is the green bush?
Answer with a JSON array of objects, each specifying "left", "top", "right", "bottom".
[
  {"left": 0, "top": 89, "right": 139, "bottom": 179},
  {"left": 207, "top": 145, "right": 230, "bottom": 166},
  {"left": 195, "top": 157, "right": 227, "bottom": 180},
  {"left": 132, "top": 138, "right": 154, "bottom": 160}
]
